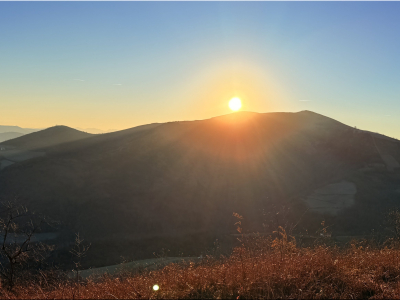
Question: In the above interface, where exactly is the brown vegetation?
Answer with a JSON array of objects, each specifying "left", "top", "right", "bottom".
[{"left": 3, "top": 232, "right": 400, "bottom": 299}]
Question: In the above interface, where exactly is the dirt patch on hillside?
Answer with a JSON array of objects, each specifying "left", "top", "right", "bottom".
[
  {"left": 370, "top": 133, "right": 400, "bottom": 172},
  {"left": 381, "top": 155, "right": 400, "bottom": 172},
  {"left": 306, "top": 180, "right": 357, "bottom": 215}
]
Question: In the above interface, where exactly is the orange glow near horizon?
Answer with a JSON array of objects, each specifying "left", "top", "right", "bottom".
[{"left": 1, "top": 59, "right": 290, "bottom": 131}]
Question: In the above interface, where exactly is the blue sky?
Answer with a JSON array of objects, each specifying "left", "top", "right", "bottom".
[{"left": 1, "top": 2, "right": 399, "bottom": 137}]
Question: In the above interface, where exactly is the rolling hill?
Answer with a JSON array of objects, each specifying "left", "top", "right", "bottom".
[
  {"left": 0, "top": 111, "right": 399, "bottom": 267},
  {"left": 0, "top": 125, "right": 93, "bottom": 150}
]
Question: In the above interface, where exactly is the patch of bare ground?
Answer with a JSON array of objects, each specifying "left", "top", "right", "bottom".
[
  {"left": 306, "top": 180, "right": 356, "bottom": 215},
  {"left": 382, "top": 155, "right": 400, "bottom": 172}
]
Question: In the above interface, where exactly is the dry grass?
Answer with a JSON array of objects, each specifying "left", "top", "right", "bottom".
[{"left": 3, "top": 234, "right": 400, "bottom": 299}]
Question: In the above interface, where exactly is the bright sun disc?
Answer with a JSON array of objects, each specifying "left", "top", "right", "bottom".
[
  {"left": 229, "top": 97, "right": 242, "bottom": 111},
  {"left": 153, "top": 285, "right": 160, "bottom": 291}
]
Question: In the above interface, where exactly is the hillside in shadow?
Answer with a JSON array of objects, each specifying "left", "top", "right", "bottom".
[{"left": 0, "top": 111, "right": 399, "bottom": 267}]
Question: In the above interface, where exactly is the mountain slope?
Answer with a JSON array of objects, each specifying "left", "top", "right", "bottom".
[{"left": 0, "top": 111, "right": 399, "bottom": 266}]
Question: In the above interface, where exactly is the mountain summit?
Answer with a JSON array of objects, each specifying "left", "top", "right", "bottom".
[{"left": 0, "top": 111, "right": 399, "bottom": 266}]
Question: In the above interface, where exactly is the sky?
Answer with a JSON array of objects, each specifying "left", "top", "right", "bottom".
[{"left": 1, "top": 2, "right": 400, "bottom": 137}]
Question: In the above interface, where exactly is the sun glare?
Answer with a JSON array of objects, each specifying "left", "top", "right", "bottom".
[{"left": 229, "top": 97, "right": 242, "bottom": 111}]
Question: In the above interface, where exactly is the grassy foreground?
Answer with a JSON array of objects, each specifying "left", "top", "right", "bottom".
[{"left": 3, "top": 233, "right": 400, "bottom": 299}]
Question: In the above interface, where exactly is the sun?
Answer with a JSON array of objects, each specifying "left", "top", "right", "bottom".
[{"left": 229, "top": 97, "right": 242, "bottom": 111}]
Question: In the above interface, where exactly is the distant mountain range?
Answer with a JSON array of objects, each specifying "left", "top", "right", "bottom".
[
  {"left": 0, "top": 132, "right": 25, "bottom": 143},
  {"left": 1, "top": 111, "right": 399, "bottom": 268},
  {"left": 0, "top": 125, "right": 116, "bottom": 143},
  {"left": 0, "top": 125, "right": 40, "bottom": 143},
  {"left": 0, "top": 125, "right": 39, "bottom": 134}
]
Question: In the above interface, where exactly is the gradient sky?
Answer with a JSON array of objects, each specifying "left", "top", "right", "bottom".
[{"left": 1, "top": 2, "right": 400, "bottom": 137}]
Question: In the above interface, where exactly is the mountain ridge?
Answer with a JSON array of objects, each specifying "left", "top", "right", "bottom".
[{"left": 0, "top": 110, "right": 399, "bottom": 267}]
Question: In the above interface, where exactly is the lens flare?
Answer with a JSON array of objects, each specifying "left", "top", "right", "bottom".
[
  {"left": 229, "top": 97, "right": 242, "bottom": 111},
  {"left": 153, "top": 285, "right": 160, "bottom": 291}
]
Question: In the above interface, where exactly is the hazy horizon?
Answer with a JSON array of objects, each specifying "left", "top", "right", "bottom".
[{"left": 1, "top": 2, "right": 400, "bottom": 138}]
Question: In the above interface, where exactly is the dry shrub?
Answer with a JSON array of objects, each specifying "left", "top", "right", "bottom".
[{"left": 4, "top": 234, "right": 400, "bottom": 299}]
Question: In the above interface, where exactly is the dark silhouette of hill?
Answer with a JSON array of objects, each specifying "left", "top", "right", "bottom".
[
  {"left": 0, "top": 126, "right": 93, "bottom": 150},
  {"left": 0, "top": 132, "right": 25, "bottom": 143},
  {"left": 0, "top": 111, "right": 399, "bottom": 267}
]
